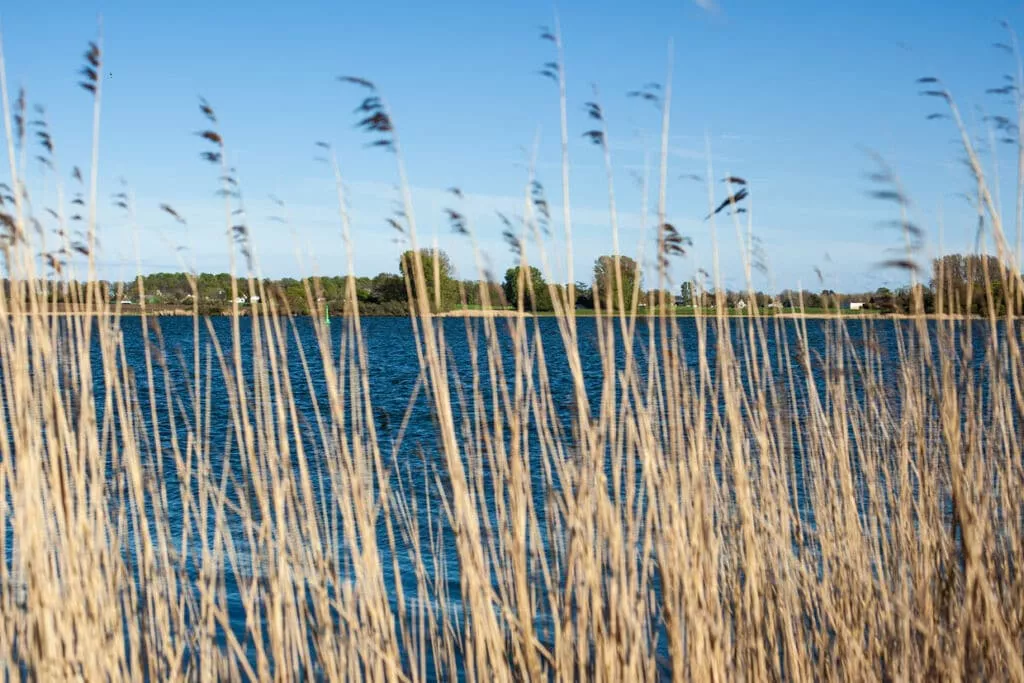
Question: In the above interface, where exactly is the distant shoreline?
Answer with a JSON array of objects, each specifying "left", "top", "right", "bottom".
[
  {"left": 438, "top": 310, "right": 984, "bottom": 321},
  {"left": 439, "top": 311, "right": 983, "bottom": 321},
  {"left": 3, "top": 306, "right": 995, "bottom": 322}
]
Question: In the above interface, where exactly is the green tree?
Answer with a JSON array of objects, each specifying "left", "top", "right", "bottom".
[
  {"left": 574, "top": 281, "right": 594, "bottom": 309},
  {"left": 678, "top": 280, "right": 693, "bottom": 307},
  {"left": 931, "top": 253, "right": 1018, "bottom": 315},
  {"left": 502, "top": 265, "right": 553, "bottom": 311},
  {"left": 799, "top": 290, "right": 822, "bottom": 309},
  {"left": 460, "top": 279, "right": 505, "bottom": 308},
  {"left": 871, "top": 287, "right": 895, "bottom": 314},
  {"left": 399, "top": 249, "right": 459, "bottom": 312},
  {"left": 593, "top": 255, "right": 640, "bottom": 312},
  {"left": 371, "top": 272, "right": 407, "bottom": 303}
]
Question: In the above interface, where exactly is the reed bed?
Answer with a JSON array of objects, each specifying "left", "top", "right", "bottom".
[{"left": 0, "top": 26, "right": 1022, "bottom": 683}]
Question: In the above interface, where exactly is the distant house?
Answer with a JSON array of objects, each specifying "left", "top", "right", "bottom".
[
  {"left": 848, "top": 302, "right": 865, "bottom": 311},
  {"left": 674, "top": 295, "right": 687, "bottom": 306},
  {"left": 766, "top": 301, "right": 783, "bottom": 309},
  {"left": 735, "top": 299, "right": 747, "bottom": 310}
]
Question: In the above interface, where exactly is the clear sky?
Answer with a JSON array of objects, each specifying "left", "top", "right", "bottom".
[{"left": 1, "top": 0, "right": 1022, "bottom": 293}]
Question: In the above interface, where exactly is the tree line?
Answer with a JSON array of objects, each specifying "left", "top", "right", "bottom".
[
  {"left": 12, "top": 251, "right": 1019, "bottom": 317},
  {"left": 18, "top": 250, "right": 645, "bottom": 316},
  {"left": 673, "top": 254, "right": 1022, "bottom": 316}
]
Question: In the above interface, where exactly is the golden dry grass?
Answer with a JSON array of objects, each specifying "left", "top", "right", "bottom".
[{"left": 0, "top": 27, "right": 1022, "bottom": 683}]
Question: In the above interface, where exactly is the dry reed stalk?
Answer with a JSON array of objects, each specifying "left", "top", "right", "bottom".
[{"left": 0, "top": 21, "right": 1019, "bottom": 683}]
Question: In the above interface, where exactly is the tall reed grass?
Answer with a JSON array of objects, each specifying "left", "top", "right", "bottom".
[{"left": 0, "top": 25, "right": 1022, "bottom": 683}]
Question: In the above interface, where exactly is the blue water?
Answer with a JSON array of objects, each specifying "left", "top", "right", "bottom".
[{"left": 5, "top": 314, "right": 1015, "bottom": 678}]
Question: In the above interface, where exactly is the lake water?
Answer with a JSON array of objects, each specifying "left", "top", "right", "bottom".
[{"left": 5, "top": 314, "right": 1013, "bottom": 678}]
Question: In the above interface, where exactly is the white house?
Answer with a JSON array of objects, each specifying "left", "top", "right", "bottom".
[
  {"left": 735, "top": 299, "right": 748, "bottom": 310},
  {"left": 848, "top": 302, "right": 865, "bottom": 311}
]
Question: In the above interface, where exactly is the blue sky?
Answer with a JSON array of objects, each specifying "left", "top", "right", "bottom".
[{"left": 1, "top": 0, "right": 1022, "bottom": 293}]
